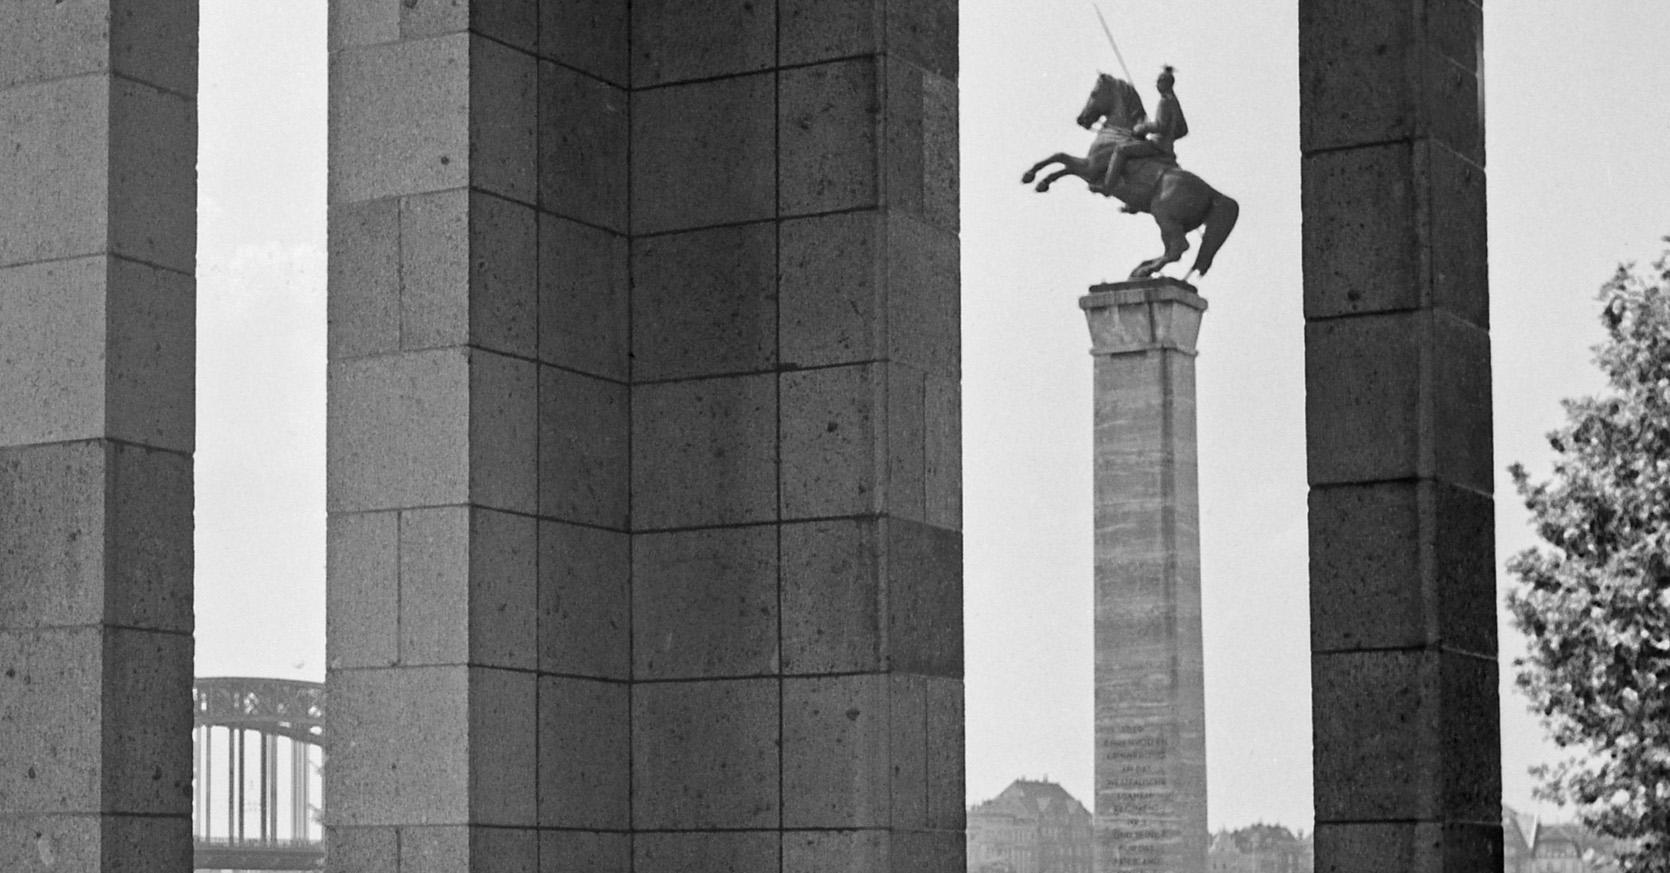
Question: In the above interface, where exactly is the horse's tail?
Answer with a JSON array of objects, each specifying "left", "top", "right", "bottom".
[{"left": 1191, "top": 190, "right": 1240, "bottom": 276}]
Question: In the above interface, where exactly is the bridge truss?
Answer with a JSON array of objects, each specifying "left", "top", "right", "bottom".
[{"left": 192, "top": 677, "right": 325, "bottom": 871}]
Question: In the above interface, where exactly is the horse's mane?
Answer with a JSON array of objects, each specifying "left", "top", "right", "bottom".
[{"left": 1097, "top": 74, "right": 1147, "bottom": 130}]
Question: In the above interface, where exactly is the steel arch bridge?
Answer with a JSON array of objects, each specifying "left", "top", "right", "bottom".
[{"left": 193, "top": 677, "right": 326, "bottom": 871}]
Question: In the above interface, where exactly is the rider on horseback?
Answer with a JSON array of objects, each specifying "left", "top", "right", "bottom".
[{"left": 1094, "top": 66, "right": 1187, "bottom": 208}]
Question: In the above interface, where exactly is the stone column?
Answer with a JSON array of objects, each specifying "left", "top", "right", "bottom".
[
  {"left": 0, "top": 2, "right": 198, "bottom": 869},
  {"left": 628, "top": 3, "right": 963, "bottom": 870},
  {"left": 325, "top": 2, "right": 963, "bottom": 870},
  {"left": 326, "top": 7, "right": 588, "bottom": 868},
  {"left": 1081, "top": 278, "right": 1208, "bottom": 873},
  {"left": 1301, "top": 1, "right": 1500, "bottom": 869}
]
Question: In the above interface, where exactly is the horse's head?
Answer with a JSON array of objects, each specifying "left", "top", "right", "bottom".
[{"left": 1077, "top": 72, "right": 1146, "bottom": 131}]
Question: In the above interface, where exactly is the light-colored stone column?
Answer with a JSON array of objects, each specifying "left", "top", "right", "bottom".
[
  {"left": 0, "top": 2, "right": 198, "bottom": 869},
  {"left": 1081, "top": 278, "right": 1208, "bottom": 873},
  {"left": 1300, "top": 2, "right": 1501, "bottom": 868},
  {"left": 326, "top": 6, "right": 620, "bottom": 869}
]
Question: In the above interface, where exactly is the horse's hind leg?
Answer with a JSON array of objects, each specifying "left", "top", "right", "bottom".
[
  {"left": 1021, "top": 152, "right": 1074, "bottom": 185},
  {"left": 1132, "top": 218, "right": 1190, "bottom": 278}
]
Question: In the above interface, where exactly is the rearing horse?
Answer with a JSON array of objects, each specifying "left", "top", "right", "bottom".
[{"left": 1022, "top": 73, "right": 1239, "bottom": 279}]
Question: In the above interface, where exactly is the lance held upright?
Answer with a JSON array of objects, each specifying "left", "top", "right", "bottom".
[{"left": 1021, "top": 47, "right": 1235, "bottom": 872}]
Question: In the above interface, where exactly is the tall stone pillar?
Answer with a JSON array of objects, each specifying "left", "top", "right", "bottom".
[
  {"left": 325, "top": 2, "right": 963, "bottom": 870},
  {"left": 325, "top": 8, "right": 573, "bottom": 868},
  {"left": 1082, "top": 278, "right": 1208, "bottom": 873},
  {"left": 0, "top": 2, "right": 198, "bottom": 869},
  {"left": 1300, "top": 2, "right": 1501, "bottom": 869}
]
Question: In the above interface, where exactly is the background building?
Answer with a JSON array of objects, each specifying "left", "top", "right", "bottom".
[
  {"left": 967, "top": 779, "right": 1095, "bottom": 873},
  {"left": 1503, "top": 807, "right": 1625, "bottom": 873},
  {"left": 1206, "top": 823, "right": 1313, "bottom": 873}
]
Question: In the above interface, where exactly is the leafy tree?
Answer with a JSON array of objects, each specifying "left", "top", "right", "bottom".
[{"left": 1508, "top": 241, "right": 1670, "bottom": 872}]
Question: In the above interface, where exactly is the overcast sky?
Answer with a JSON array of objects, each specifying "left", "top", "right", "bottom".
[{"left": 195, "top": 0, "right": 1670, "bottom": 832}]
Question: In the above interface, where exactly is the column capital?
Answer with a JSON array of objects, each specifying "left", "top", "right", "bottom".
[{"left": 1080, "top": 278, "right": 1208, "bottom": 356}]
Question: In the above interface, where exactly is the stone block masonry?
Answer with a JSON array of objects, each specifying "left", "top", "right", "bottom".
[
  {"left": 0, "top": 2, "right": 198, "bottom": 870},
  {"left": 1300, "top": 0, "right": 1501, "bottom": 869},
  {"left": 1081, "top": 279, "right": 1208, "bottom": 873},
  {"left": 0, "top": 2, "right": 1508, "bottom": 870},
  {"left": 324, "top": 1, "right": 963, "bottom": 870}
]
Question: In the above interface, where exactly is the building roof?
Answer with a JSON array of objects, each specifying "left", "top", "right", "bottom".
[{"left": 970, "top": 779, "right": 1091, "bottom": 822}]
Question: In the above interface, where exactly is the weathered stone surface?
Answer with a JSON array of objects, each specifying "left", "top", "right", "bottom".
[
  {"left": 1310, "top": 480, "right": 1496, "bottom": 656},
  {"left": 780, "top": 59, "right": 881, "bottom": 215},
  {"left": 537, "top": 365, "right": 629, "bottom": 529},
  {"left": 631, "top": 0, "right": 775, "bottom": 87},
  {"left": 632, "top": 679, "right": 780, "bottom": 829},
  {"left": 398, "top": 0, "right": 539, "bottom": 54},
  {"left": 631, "top": 74, "right": 776, "bottom": 235},
  {"left": 328, "top": 666, "right": 537, "bottom": 828},
  {"left": 1312, "top": 821, "right": 1501, "bottom": 873},
  {"left": 0, "top": 257, "right": 193, "bottom": 452},
  {"left": 635, "top": 832, "right": 781, "bottom": 873},
  {"left": 782, "top": 365, "right": 884, "bottom": 519},
  {"left": 539, "top": 830, "right": 630, "bottom": 873},
  {"left": 890, "top": 830, "right": 966, "bottom": 873},
  {"left": 398, "top": 825, "right": 538, "bottom": 873},
  {"left": 631, "top": 375, "right": 778, "bottom": 529},
  {"left": 328, "top": 198, "right": 401, "bottom": 359},
  {"left": 397, "top": 507, "right": 538, "bottom": 670},
  {"left": 329, "top": 35, "right": 470, "bottom": 204},
  {"left": 470, "top": 37, "right": 534, "bottom": 203},
  {"left": 631, "top": 223, "right": 777, "bottom": 381},
  {"left": 1298, "top": 0, "right": 1483, "bottom": 163},
  {"left": 885, "top": 215, "right": 960, "bottom": 376},
  {"left": 0, "top": 812, "right": 192, "bottom": 873},
  {"left": 539, "top": 0, "right": 629, "bottom": 86},
  {"left": 0, "top": 442, "right": 190, "bottom": 635},
  {"left": 632, "top": 526, "right": 779, "bottom": 680},
  {"left": 327, "top": 510, "right": 400, "bottom": 669},
  {"left": 784, "top": 830, "right": 890, "bottom": 873},
  {"left": 886, "top": 520, "right": 962, "bottom": 677},
  {"left": 781, "top": 519, "right": 885, "bottom": 674},
  {"left": 780, "top": 213, "right": 884, "bottom": 369},
  {"left": 539, "top": 216, "right": 629, "bottom": 381},
  {"left": 537, "top": 520, "right": 630, "bottom": 680},
  {"left": 1312, "top": 650, "right": 1500, "bottom": 824},
  {"left": 1301, "top": 141, "right": 1487, "bottom": 328},
  {"left": 1304, "top": 311, "right": 1493, "bottom": 491},
  {"left": 537, "top": 675, "right": 630, "bottom": 829},
  {"left": 888, "top": 675, "right": 927, "bottom": 828},
  {"left": 0, "top": 0, "right": 195, "bottom": 94},
  {"left": 883, "top": 63, "right": 959, "bottom": 232},
  {"left": 399, "top": 189, "right": 539, "bottom": 359},
  {"left": 781, "top": 0, "right": 881, "bottom": 66},
  {"left": 783, "top": 675, "right": 891, "bottom": 828},
  {"left": 538, "top": 62, "right": 628, "bottom": 232}
]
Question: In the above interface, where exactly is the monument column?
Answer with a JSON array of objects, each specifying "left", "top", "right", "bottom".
[{"left": 1082, "top": 278, "right": 1209, "bottom": 873}]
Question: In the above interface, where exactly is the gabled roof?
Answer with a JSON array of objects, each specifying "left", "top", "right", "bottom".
[{"left": 970, "top": 779, "right": 1091, "bottom": 822}]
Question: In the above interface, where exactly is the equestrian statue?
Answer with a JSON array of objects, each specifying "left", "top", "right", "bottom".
[{"left": 1021, "top": 67, "right": 1239, "bottom": 280}]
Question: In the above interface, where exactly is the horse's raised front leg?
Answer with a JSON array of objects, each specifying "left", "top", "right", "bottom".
[
  {"left": 1131, "top": 218, "right": 1191, "bottom": 278},
  {"left": 1035, "top": 156, "right": 1089, "bottom": 192},
  {"left": 1021, "top": 152, "right": 1075, "bottom": 185}
]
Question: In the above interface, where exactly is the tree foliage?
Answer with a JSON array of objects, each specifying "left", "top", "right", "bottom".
[{"left": 1508, "top": 242, "right": 1670, "bottom": 872}]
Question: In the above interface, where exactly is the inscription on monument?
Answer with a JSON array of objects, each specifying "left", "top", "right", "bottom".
[{"left": 1083, "top": 283, "right": 1209, "bottom": 873}]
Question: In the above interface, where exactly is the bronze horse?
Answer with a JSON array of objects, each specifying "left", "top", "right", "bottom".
[{"left": 1022, "top": 73, "right": 1239, "bottom": 279}]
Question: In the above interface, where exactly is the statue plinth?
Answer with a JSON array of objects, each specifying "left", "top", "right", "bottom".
[
  {"left": 1080, "top": 277, "right": 1207, "bottom": 356},
  {"left": 1081, "top": 277, "right": 1209, "bottom": 873}
]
